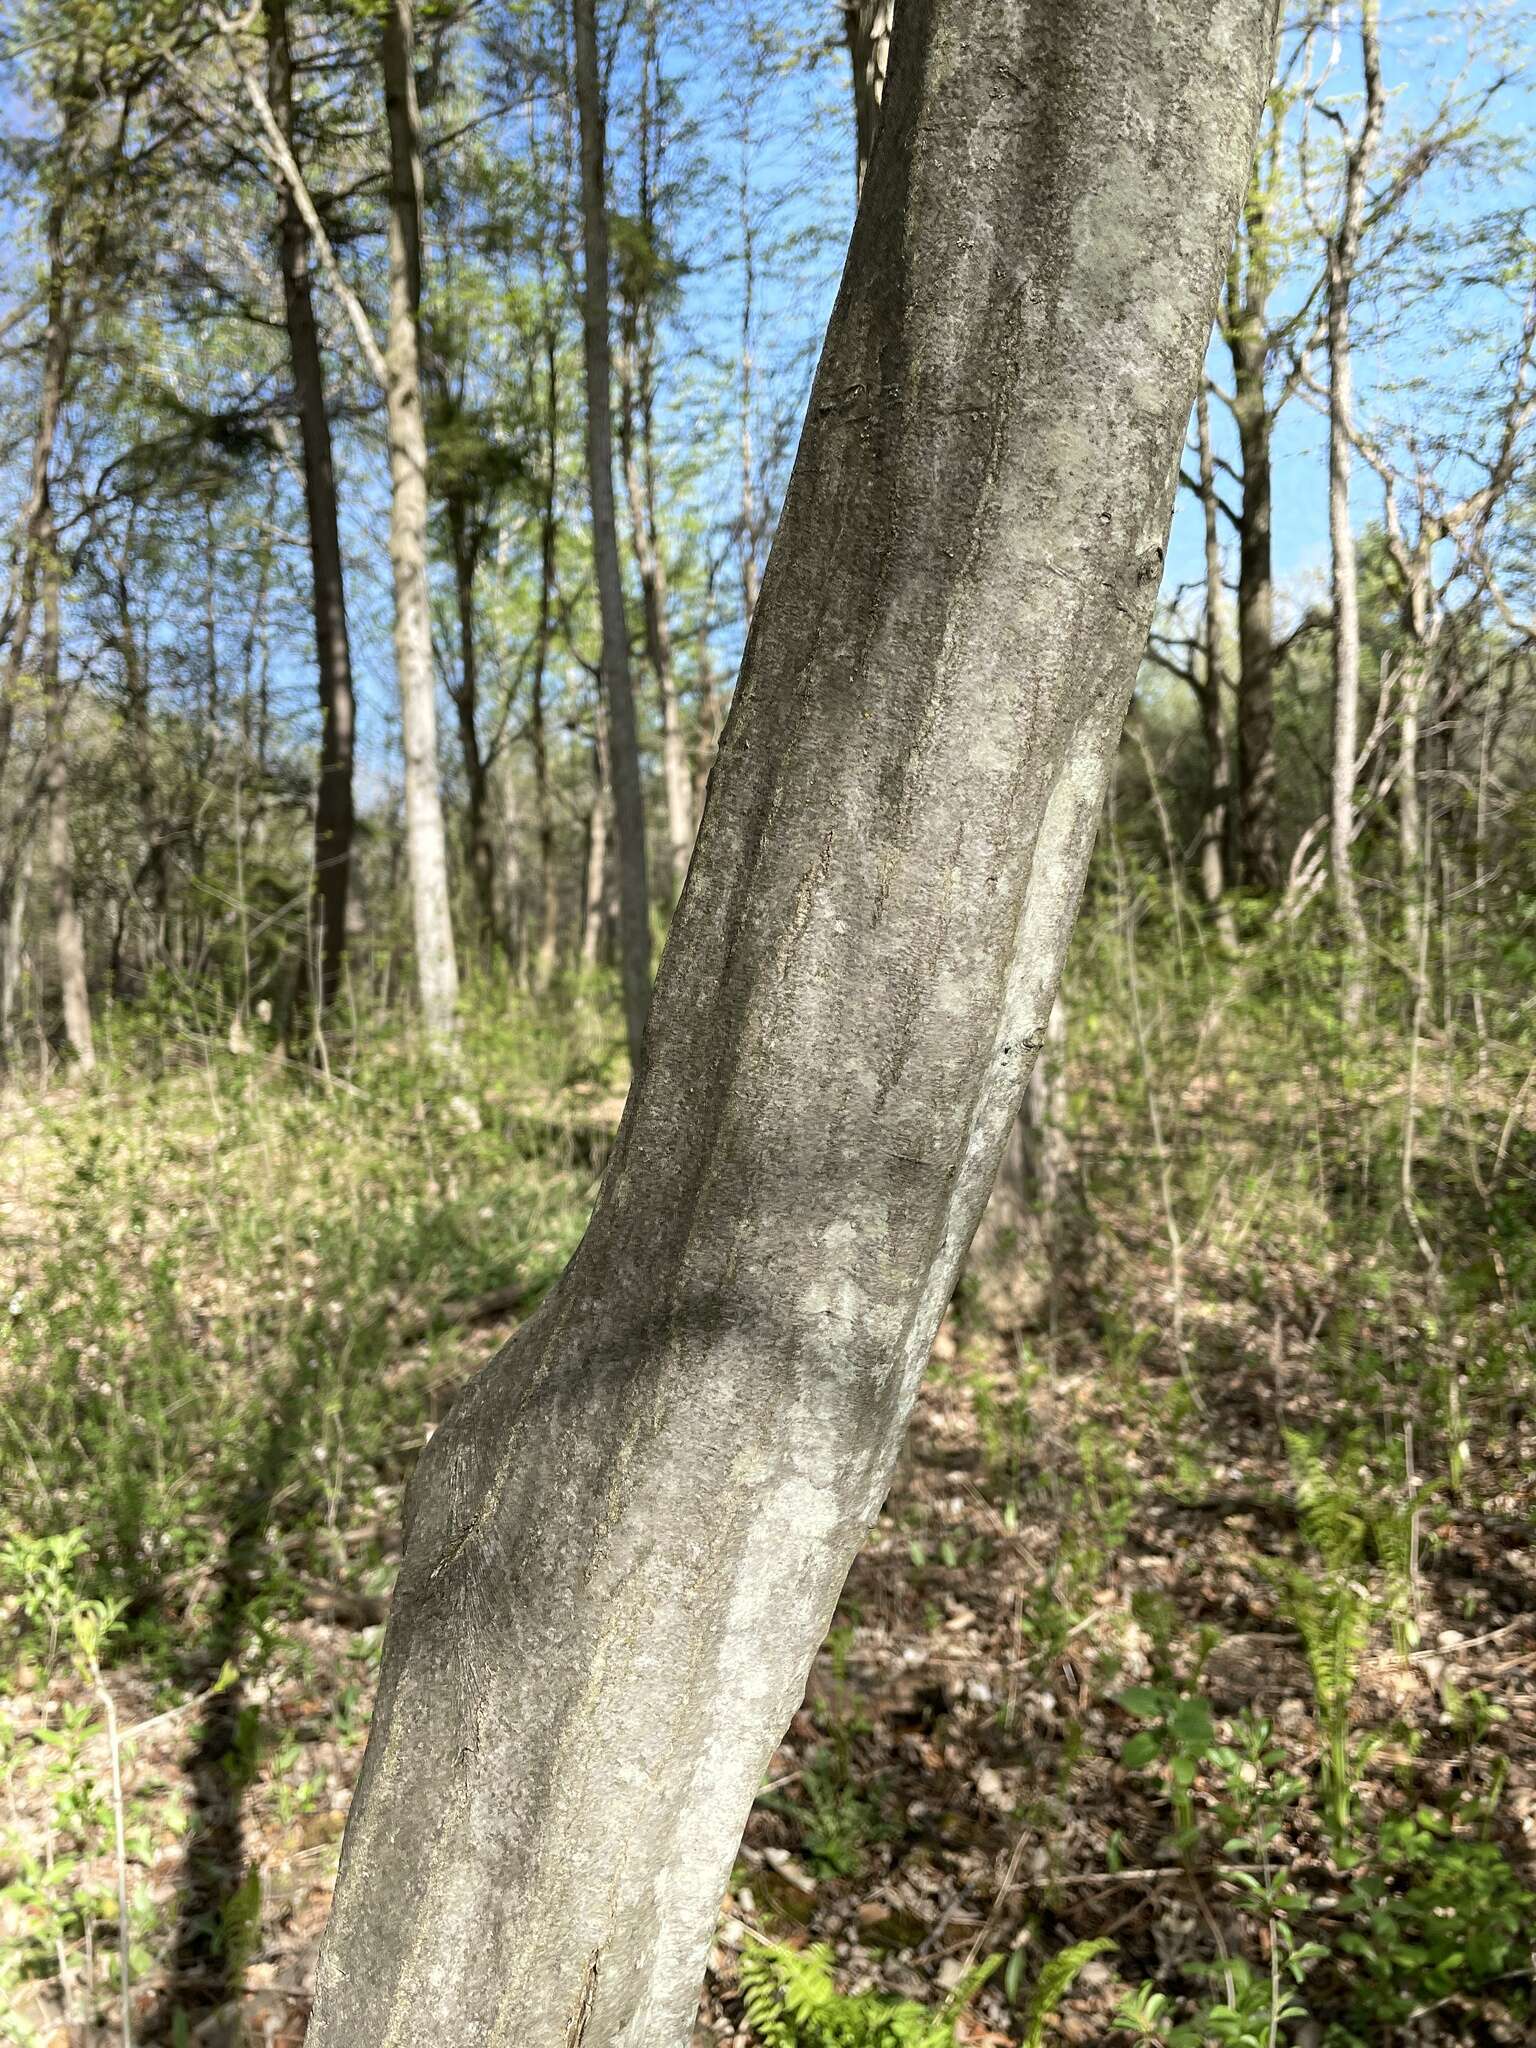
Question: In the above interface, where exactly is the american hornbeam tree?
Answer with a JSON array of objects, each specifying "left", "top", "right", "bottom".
[{"left": 305, "top": 0, "right": 1277, "bottom": 2040}]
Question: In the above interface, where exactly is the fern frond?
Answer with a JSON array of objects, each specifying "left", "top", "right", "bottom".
[
  {"left": 1284, "top": 1431, "right": 1366, "bottom": 1574},
  {"left": 1022, "top": 1937, "right": 1116, "bottom": 2048}
]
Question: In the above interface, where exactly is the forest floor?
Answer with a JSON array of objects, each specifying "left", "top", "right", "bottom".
[{"left": 2, "top": 923, "right": 1535, "bottom": 2046}]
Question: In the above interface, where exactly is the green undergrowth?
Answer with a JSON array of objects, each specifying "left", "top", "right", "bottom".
[{"left": 1, "top": 981, "right": 611, "bottom": 1670}]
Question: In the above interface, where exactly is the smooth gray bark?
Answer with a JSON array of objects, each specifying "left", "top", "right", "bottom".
[
  {"left": 308, "top": 3, "right": 1275, "bottom": 2042},
  {"left": 382, "top": 0, "right": 461, "bottom": 1046},
  {"left": 573, "top": 0, "right": 651, "bottom": 1070},
  {"left": 1327, "top": 0, "right": 1382, "bottom": 1025}
]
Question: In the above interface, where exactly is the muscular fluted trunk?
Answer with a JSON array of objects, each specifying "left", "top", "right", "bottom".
[
  {"left": 308, "top": 4, "right": 1274, "bottom": 2041},
  {"left": 1226, "top": 169, "right": 1279, "bottom": 892},
  {"left": 266, "top": 0, "right": 355, "bottom": 1011},
  {"left": 1195, "top": 386, "right": 1238, "bottom": 953},
  {"left": 382, "top": 0, "right": 460, "bottom": 1045},
  {"left": 573, "top": 0, "right": 650, "bottom": 1070},
  {"left": 843, "top": 1, "right": 894, "bottom": 195},
  {"left": 1328, "top": 0, "right": 1382, "bottom": 1025},
  {"left": 40, "top": 526, "right": 94, "bottom": 1072}
]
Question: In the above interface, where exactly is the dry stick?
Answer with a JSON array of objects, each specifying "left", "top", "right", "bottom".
[{"left": 88, "top": 1659, "right": 134, "bottom": 2048}]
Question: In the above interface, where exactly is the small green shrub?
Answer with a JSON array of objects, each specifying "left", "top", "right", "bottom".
[{"left": 1335, "top": 1804, "right": 1534, "bottom": 2030}]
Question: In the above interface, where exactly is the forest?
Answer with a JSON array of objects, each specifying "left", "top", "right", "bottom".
[{"left": 1, "top": 0, "right": 1534, "bottom": 2043}]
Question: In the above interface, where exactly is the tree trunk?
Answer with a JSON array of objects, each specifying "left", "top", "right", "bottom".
[
  {"left": 1399, "top": 657, "right": 1426, "bottom": 975},
  {"left": 530, "top": 323, "right": 562, "bottom": 993},
  {"left": 620, "top": 341, "right": 691, "bottom": 900},
  {"left": 580, "top": 708, "right": 610, "bottom": 970},
  {"left": 1327, "top": 0, "right": 1381, "bottom": 1026},
  {"left": 0, "top": 183, "right": 71, "bottom": 786},
  {"left": 1225, "top": 172, "right": 1279, "bottom": 893},
  {"left": 1194, "top": 385, "right": 1239, "bottom": 953},
  {"left": 0, "top": 846, "right": 28, "bottom": 1058},
  {"left": 266, "top": 0, "right": 356, "bottom": 1013},
  {"left": 692, "top": 614, "right": 722, "bottom": 830},
  {"left": 620, "top": 0, "right": 692, "bottom": 902},
  {"left": 40, "top": 525, "right": 94, "bottom": 1073},
  {"left": 308, "top": 4, "right": 1273, "bottom": 2042},
  {"left": 492, "top": 744, "right": 523, "bottom": 976},
  {"left": 737, "top": 118, "right": 763, "bottom": 629},
  {"left": 114, "top": 555, "right": 164, "bottom": 991},
  {"left": 843, "top": 1, "right": 894, "bottom": 196},
  {"left": 573, "top": 0, "right": 651, "bottom": 1072},
  {"left": 1024, "top": 993, "right": 1070, "bottom": 1230},
  {"left": 447, "top": 497, "right": 498, "bottom": 960},
  {"left": 382, "top": 0, "right": 460, "bottom": 1046}
]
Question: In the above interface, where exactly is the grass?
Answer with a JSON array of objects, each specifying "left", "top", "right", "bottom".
[{"left": 2, "top": 896, "right": 1534, "bottom": 2044}]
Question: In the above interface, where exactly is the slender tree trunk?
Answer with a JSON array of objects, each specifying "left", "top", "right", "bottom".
[
  {"left": 382, "top": 0, "right": 460, "bottom": 1046},
  {"left": 580, "top": 708, "right": 610, "bottom": 970},
  {"left": 447, "top": 498, "right": 498, "bottom": 959},
  {"left": 0, "top": 184, "right": 72, "bottom": 802},
  {"left": 1327, "top": 0, "right": 1381, "bottom": 1026},
  {"left": 620, "top": 341, "right": 691, "bottom": 898},
  {"left": 1225, "top": 174, "right": 1279, "bottom": 893},
  {"left": 529, "top": 663, "right": 560, "bottom": 989},
  {"left": 114, "top": 558, "right": 164, "bottom": 989},
  {"left": 40, "top": 524, "right": 94, "bottom": 1073},
  {"left": 266, "top": 0, "right": 356, "bottom": 1012},
  {"left": 493, "top": 744, "right": 524, "bottom": 976},
  {"left": 1195, "top": 385, "right": 1239, "bottom": 953},
  {"left": 309, "top": 5, "right": 1273, "bottom": 2042},
  {"left": 573, "top": 0, "right": 651, "bottom": 1070},
  {"left": 622, "top": 0, "right": 692, "bottom": 900},
  {"left": 0, "top": 847, "right": 28, "bottom": 1058},
  {"left": 737, "top": 117, "right": 762, "bottom": 628},
  {"left": 843, "top": 1, "right": 894, "bottom": 196},
  {"left": 531, "top": 295, "right": 562, "bottom": 994},
  {"left": 692, "top": 605, "right": 722, "bottom": 830},
  {"left": 1399, "top": 656, "right": 1426, "bottom": 976}
]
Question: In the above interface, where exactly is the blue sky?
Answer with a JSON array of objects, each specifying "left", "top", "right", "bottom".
[{"left": 2, "top": 0, "right": 1532, "bottom": 789}]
